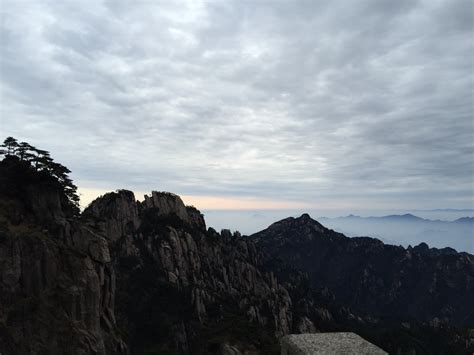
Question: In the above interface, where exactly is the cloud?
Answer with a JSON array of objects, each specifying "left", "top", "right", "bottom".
[{"left": 1, "top": 0, "right": 472, "bottom": 210}]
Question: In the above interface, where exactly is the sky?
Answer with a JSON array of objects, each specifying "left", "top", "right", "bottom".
[{"left": 1, "top": 0, "right": 473, "bottom": 214}]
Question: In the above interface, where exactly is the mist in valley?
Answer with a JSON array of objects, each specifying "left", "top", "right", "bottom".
[{"left": 204, "top": 209, "right": 474, "bottom": 253}]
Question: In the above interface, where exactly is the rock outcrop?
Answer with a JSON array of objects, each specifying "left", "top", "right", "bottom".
[
  {"left": 142, "top": 191, "right": 205, "bottom": 230},
  {"left": 0, "top": 158, "right": 292, "bottom": 354},
  {"left": 83, "top": 189, "right": 140, "bottom": 242},
  {"left": 251, "top": 213, "right": 474, "bottom": 354},
  {"left": 84, "top": 190, "right": 292, "bottom": 353},
  {"left": 0, "top": 159, "right": 127, "bottom": 355}
]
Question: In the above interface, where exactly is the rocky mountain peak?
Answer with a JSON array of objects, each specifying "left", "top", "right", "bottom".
[
  {"left": 83, "top": 190, "right": 206, "bottom": 242},
  {"left": 413, "top": 242, "right": 429, "bottom": 253},
  {"left": 253, "top": 213, "right": 344, "bottom": 247},
  {"left": 455, "top": 216, "right": 474, "bottom": 223},
  {"left": 143, "top": 191, "right": 188, "bottom": 219},
  {"left": 299, "top": 213, "right": 311, "bottom": 219},
  {"left": 267, "top": 213, "right": 324, "bottom": 230},
  {"left": 288, "top": 213, "right": 327, "bottom": 228},
  {"left": 251, "top": 215, "right": 474, "bottom": 329},
  {"left": 83, "top": 190, "right": 140, "bottom": 242},
  {"left": 142, "top": 191, "right": 206, "bottom": 230}
]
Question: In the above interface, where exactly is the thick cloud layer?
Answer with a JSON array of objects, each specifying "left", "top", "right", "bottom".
[{"left": 1, "top": 0, "right": 473, "bottom": 210}]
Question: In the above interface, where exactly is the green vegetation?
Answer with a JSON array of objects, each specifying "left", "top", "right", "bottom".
[{"left": 0, "top": 136, "right": 80, "bottom": 214}]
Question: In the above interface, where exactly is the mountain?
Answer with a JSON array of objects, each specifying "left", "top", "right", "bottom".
[
  {"left": 0, "top": 156, "right": 127, "bottom": 354},
  {"left": 251, "top": 214, "right": 474, "bottom": 325},
  {"left": 330, "top": 213, "right": 473, "bottom": 224},
  {"left": 372, "top": 213, "right": 425, "bottom": 221},
  {"left": 250, "top": 214, "right": 474, "bottom": 353},
  {"left": 319, "top": 213, "right": 474, "bottom": 253},
  {"left": 454, "top": 217, "right": 474, "bottom": 224},
  {"left": 0, "top": 156, "right": 290, "bottom": 354},
  {"left": 1, "top": 154, "right": 473, "bottom": 354},
  {"left": 83, "top": 190, "right": 292, "bottom": 354},
  {"left": 427, "top": 209, "right": 474, "bottom": 213}
]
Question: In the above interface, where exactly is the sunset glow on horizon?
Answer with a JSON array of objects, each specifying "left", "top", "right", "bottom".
[{"left": 78, "top": 187, "right": 316, "bottom": 211}]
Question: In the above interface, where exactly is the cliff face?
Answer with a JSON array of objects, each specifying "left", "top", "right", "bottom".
[
  {"left": 0, "top": 157, "right": 294, "bottom": 354},
  {"left": 0, "top": 159, "right": 127, "bottom": 355},
  {"left": 0, "top": 223, "right": 127, "bottom": 354},
  {"left": 251, "top": 214, "right": 474, "bottom": 353},
  {"left": 83, "top": 190, "right": 292, "bottom": 353},
  {"left": 251, "top": 214, "right": 474, "bottom": 326}
]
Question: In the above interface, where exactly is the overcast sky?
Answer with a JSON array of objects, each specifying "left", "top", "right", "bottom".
[{"left": 1, "top": 0, "right": 473, "bottom": 211}]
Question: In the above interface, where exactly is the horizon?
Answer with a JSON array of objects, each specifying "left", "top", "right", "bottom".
[
  {"left": 78, "top": 186, "right": 473, "bottom": 252},
  {"left": 77, "top": 186, "right": 474, "bottom": 216}
]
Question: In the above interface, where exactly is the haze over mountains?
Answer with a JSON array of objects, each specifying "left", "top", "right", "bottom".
[
  {"left": 319, "top": 214, "right": 473, "bottom": 253},
  {"left": 204, "top": 210, "right": 474, "bottom": 253}
]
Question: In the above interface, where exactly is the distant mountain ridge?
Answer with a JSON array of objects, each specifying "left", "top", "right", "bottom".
[
  {"left": 251, "top": 214, "right": 474, "bottom": 327},
  {"left": 321, "top": 213, "right": 473, "bottom": 223},
  {"left": 454, "top": 216, "right": 474, "bottom": 223},
  {"left": 318, "top": 213, "right": 473, "bottom": 253},
  {"left": 422, "top": 208, "right": 474, "bottom": 212}
]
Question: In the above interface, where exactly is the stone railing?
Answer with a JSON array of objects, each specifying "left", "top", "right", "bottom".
[{"left": 280, "top": 332, "right": 388, "bottom": 355}]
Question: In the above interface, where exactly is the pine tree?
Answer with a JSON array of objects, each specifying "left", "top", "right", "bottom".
[
  {"left": 17, "top": 142, "right": 34, "bottom": 161},
  {"left": 1, "top": 137, "right": 81, "bottom": 214},
  {"left": 1, "top": 137, "right": 19, "bottom": 156}
]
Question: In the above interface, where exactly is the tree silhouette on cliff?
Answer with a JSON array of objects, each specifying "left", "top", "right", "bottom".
[{"left": 0, "top": 136, "right": 80, "bottom": 213}]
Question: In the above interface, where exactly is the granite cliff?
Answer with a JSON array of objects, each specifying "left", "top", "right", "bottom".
[
  {"left": 251, "top": 214, "right": 474, "bottom": 353},
  {"left": 0, "top": 156, "right": 127, "bottom": 354},
  {"left": 83, "top": 190, "right": 292, "bottom": 353},
  {"left": 0, "top": 156, "right": 292, "bottom": 354},
  {"left": 251, "top": 213, "right": 474, "bottom": 325}
]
